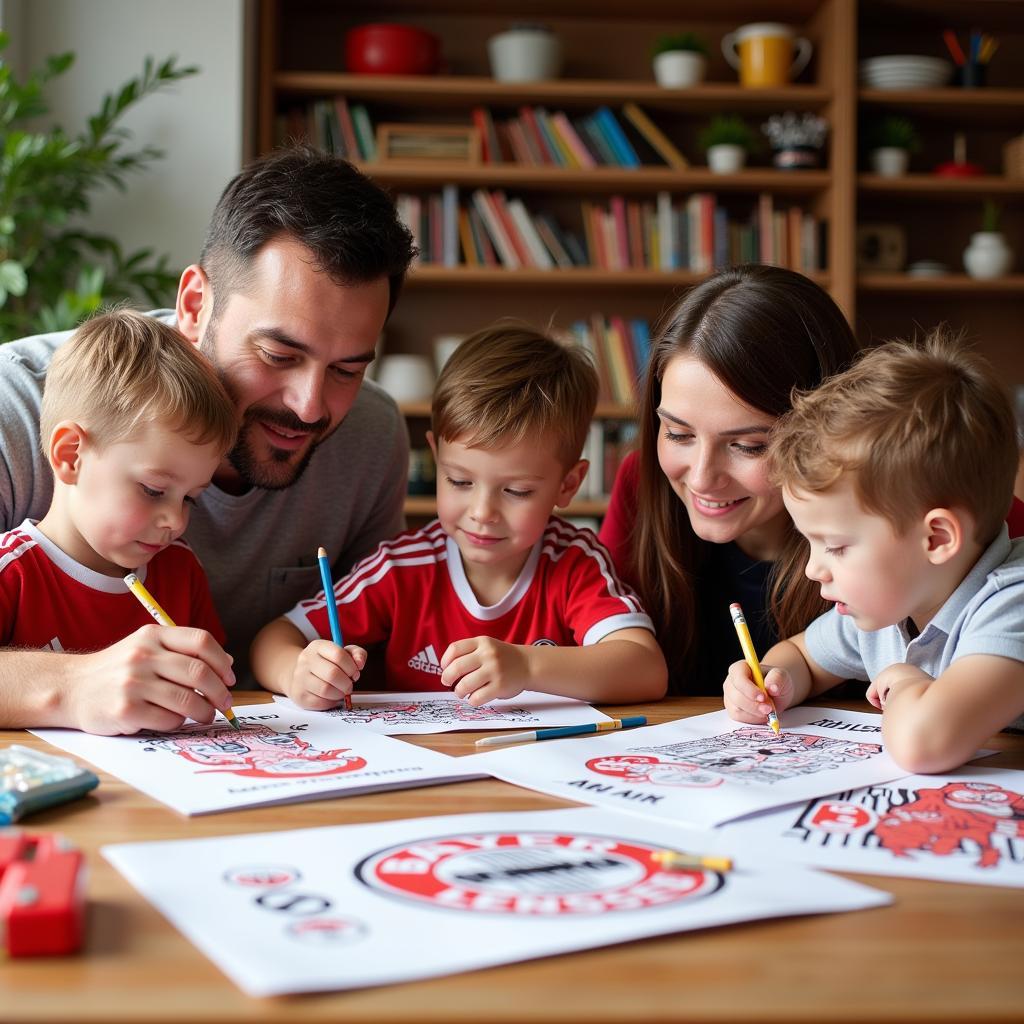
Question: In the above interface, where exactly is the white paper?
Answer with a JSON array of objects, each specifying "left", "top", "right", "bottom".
[
  {"left": 272, "top": 690, "right": 611, "bottom": 734},
  {"left": 466, "top": 707, "right": 910, "bottom": 828},
  {"left": 102, "top": 806, "right": 890, "bottom": 996},
  {"left": 719, "top": 765, "right": 1024, "bottom": 887},
  {"left": 31, "top": 706, "right": 483, "bottom": 816}
]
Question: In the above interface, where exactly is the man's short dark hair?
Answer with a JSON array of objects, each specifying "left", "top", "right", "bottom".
[{"left": 200, "top": 146, "right": 416, "bottom": 317}]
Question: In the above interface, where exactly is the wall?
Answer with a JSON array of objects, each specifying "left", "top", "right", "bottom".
[{"left": 2, "top": 0, "right": 252, "bottom": 277}]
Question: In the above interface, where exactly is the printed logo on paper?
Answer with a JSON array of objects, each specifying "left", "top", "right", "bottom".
[
  {"left": 224, "top": 864, "right": 302, "bottom": 888},
  {"left": 355, "top": 830, "right": 724, "bottom": 914},
  {"left": 789, "top": 781, "right": 1024, "bottom": 870}
]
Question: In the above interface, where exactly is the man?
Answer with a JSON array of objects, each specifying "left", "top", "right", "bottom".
[{"left": 0, "top": 147, "right": 416, "bottom": 732}]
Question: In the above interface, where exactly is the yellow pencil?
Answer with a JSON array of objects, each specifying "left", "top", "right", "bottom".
[
  {"left": 729, "top": 601, "right": 781, "bottom": 735},
  {"left": 123, "top": 572, "right": 240, "bottom": 731},
  {"left": 653, "top": 850, "right": 734, "bottom": 873}
]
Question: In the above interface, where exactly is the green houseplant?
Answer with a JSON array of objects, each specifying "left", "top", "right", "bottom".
[
  {"left": 652, "top": 32, "right": 708, "bottom": 87},
  {"left": 699, "top": 114, "right": 758, "bottom": 173},
  {"left": 864, "top": 115, "right": 919, "bottom": 177},
  {"left": 0, "top": 32, "right": 198, "bottom": 342}
]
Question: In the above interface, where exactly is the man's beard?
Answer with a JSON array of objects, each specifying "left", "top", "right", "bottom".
[
  {"left": 227, "top": 406, "right": 329, "bottom": 491},
  {"left": 199, "top": 316, "right": 331, "bottom": 491}
]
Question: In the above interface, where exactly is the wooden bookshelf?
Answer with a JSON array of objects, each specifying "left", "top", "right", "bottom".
[{"left": 256, "top": 0, "right": 1024, "bottom": 523}]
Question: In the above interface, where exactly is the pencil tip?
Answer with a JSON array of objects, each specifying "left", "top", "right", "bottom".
[
  {"left": 227, "top": 715, "right": 242, "bottom": 731},
  {"left": 317, "top": 545, "right": 328, "bottom": 559}
]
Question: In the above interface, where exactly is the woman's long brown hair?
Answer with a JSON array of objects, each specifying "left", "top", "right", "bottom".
[{"left": 633, "top": 265, "right": 861, "bottom": 683}]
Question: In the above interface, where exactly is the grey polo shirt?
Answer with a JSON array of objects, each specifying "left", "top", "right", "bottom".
[{"left": 806, "top": 525, "right": 1024, "bottom": 730}]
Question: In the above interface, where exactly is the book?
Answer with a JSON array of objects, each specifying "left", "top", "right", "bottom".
[
  {"left": 533, "top": 211, "right": 574, "bottom": 269},
  {"left": 467, "top": 207, "right": 498, "bottom": 266},
  {"left": 471, "top": 107, "right": 502, "bottom": 165},
  {"left": 458, "top": 207, "right": 478, "bottom": 266},
  {"left": 441, "top": 184, "right": 459, "bottom": 268},
  {"left": 350, "top": 104, "right": 377, "bottom": 160},
  {"left": 471, "top": 189, "right": 521, "bottom": 268},
  {"left": 579, "top": 115, "right": 617, "bottom": 165},
  {"left": 492, "top": 190, "right": 534, "bottom": 267},
  {"left": 518, "top": 106, "right": 558, "bottom": 164},
  {"left": 551, "top": 111, "right": 596, "bottom": 169},
  {"left": 333, "top": 97, "right": 359, "bottom": 160},
  {"left": 507, "top": 197, "right": 555, "bottom": 269},
  {"left": 622, "top": 103, "right": 689, "bottom": 169},
  {"left": 593, "top": 107, "right": 640, "bottom": 169}
]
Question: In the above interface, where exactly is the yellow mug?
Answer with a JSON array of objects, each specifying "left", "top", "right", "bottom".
[{"left": 722, "top": 22, "right": 812, "bottom": 87}]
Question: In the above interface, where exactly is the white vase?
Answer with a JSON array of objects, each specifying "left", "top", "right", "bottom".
[
  {"left": 963, "top": 231, "right": 1013, "bottom": 279},
  {"left": 653, "top": 51, "right": 706, "bottom": 87},
  {"left": 488, "top": 28, "right": 562, "bottom": 82},
  {"left": 871, "top": 147, "right": 909, "bottom": 177},
  {"left": 373, "top": 354, "right": 435, "bottom": 403},
  {"left": 707, "top": 144, "right": 746, "bottom": 174}
]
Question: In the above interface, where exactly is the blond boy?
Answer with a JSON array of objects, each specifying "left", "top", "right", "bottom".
[
  {"left": 724, "top": 331, "right": 1024, "bottom": 773},
  {"left": 0, "top": 310, "right": 238, "bottom": 733},
  {"left": 252, "top": 324, "right": 667, "bottom": 707}
]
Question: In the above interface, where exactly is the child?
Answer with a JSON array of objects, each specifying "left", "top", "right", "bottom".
[
  {"left": 723, "top": 331, "right": 1024, "bottom": 773},
  {"left": 251, "top": 324, "right": 668, "bottom": 708},
  {"left": 0, "top": 310, "right": 239, "bottom": 733}
]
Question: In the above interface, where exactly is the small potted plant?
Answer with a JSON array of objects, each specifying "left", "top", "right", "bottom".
[
  {"left": 699, "top": 114, "right": 757, "bottom": 173},
  {"left": 963, "top": 201, "right": 1014, "bottom": 279},
  {"left": 762, "top": 111, "right": 829, "bottom": 170},
  {"left": 864, "top": 115, "right": 919, "bottom": 177},
  {"left": 651, "top": 32, "right": 708, "bottom": 88}
]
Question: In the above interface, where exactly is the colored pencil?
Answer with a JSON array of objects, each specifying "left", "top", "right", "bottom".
[
  {"left": 728, "top": 602, "right": 781, "bottom": 735},
  {"left": 123, "top": 572, "right": 240, "bottom": 731},
  {"left": 317, "top": 546, "right": 352, "bottom": 711},
  {"left": 942, "top": 29, "right": 966, "bottom": 66},
  {"left": 653, "top": 850, "right": 734, "bottom": 873},
  {"left": 474, "top": 715, "right": 647, "bottom": 748}
]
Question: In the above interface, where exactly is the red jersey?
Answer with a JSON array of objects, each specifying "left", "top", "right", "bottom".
[
  {"left": 0, "top": 520, "right": 224, "bottom": 652},
  {"left": 285, "top": 517, "right": 654, "bottom": 692}
]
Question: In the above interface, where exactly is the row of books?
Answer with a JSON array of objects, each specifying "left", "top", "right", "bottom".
[
  {"left": 562, "top": 315, "right": 651, "bottom": 408},
  {"left": 397, "top": 188, "right": 826, "bottom": 274},
  {"left": 279, "top": 97, "right": 692, "bottom": 171},
  {"left": 579, "top": 420, "right": 639, "bottom": 501},
  {"left": 472, "top": 103, "right": 689, "bottom": 170},
  {"left": 279, "top": 97, "right": 377, "bottom": 161}
]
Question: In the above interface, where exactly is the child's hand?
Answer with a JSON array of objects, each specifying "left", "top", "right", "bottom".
[
  {"left": 286, "top": 640, "right": 367, "bottom": 711},
  {"left": 723, "top": 659, "right": 794, "bottom": 723},
  {"left": 69, "top": 624, "right": 235, "bottom": 735},
  {"left": 867, "top": 663, "right": 932, "bottom": 709},
  {"left": 440, "top": 636, "right": 530, "bottom": 706}
]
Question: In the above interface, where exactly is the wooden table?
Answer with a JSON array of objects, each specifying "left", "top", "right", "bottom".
[{"left": 5, "top": 696, "right": 1023, "bottom": 1023}]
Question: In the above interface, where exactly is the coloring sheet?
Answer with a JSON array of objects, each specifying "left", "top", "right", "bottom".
[
  {"left": 718, "top": 765, "right": 1024, "bottom": 888},
  {"left": 103, "top": 805, "right": 890, "bottom": 996},
  {"left": 31, "top": 706, "right": 484, "bottom": 816},
  {"left": 467, "top": 707, "right": 909, "bottom": 828},
  {"left": 272, "top": 690, "right": 611, "bottom": 734}
]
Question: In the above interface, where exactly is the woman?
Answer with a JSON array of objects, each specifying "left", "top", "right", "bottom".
[{"left": 601, "top": 264, "right": 1024, "bottom": 694}]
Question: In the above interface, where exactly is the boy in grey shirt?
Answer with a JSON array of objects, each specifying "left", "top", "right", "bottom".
[{"left": 724, "top": 331, "right": 1024, "bottom": 773}]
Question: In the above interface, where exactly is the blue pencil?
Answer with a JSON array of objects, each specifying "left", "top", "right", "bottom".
[
  {"left": 474, "top": 716, "right": 647, "bottom": 748},
  {"left": 317, "top": 546, "right": 351, "bottom": 711}
]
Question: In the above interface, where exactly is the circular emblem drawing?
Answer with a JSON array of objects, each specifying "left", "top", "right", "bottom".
[{"left": 355, "top": 830, "right": 724, "bottom": 915}]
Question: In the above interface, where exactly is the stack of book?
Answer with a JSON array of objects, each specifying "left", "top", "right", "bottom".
[{"left": 277, "top": 97, "right": 377, "bottom": 161}]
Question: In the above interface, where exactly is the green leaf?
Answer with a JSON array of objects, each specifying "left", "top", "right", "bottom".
[{"left": 0, "top": 260, "right": 27, "bottom": 295}]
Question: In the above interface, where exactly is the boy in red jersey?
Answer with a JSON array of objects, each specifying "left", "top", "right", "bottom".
[
  {"left": 252, "top": 324, "right": 667, "bottom": 708},
  {"left": 0, "top": 311, "right": 238, "bottom": 733}
]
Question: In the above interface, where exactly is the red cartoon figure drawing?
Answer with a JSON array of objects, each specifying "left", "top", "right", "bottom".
[
  {"left": 875, "top": 782, "right": 1024, "bottom": 868},
  {"left": 144, "top": 723, "right": 367, "bottom": 779},
  {"left": 586, "top": 754, "right": 723, "bottom": 788}
]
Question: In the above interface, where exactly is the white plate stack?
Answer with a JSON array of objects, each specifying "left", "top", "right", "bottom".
[{"left": 859, "top": 55, "right": 953, "bottom": 89}]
